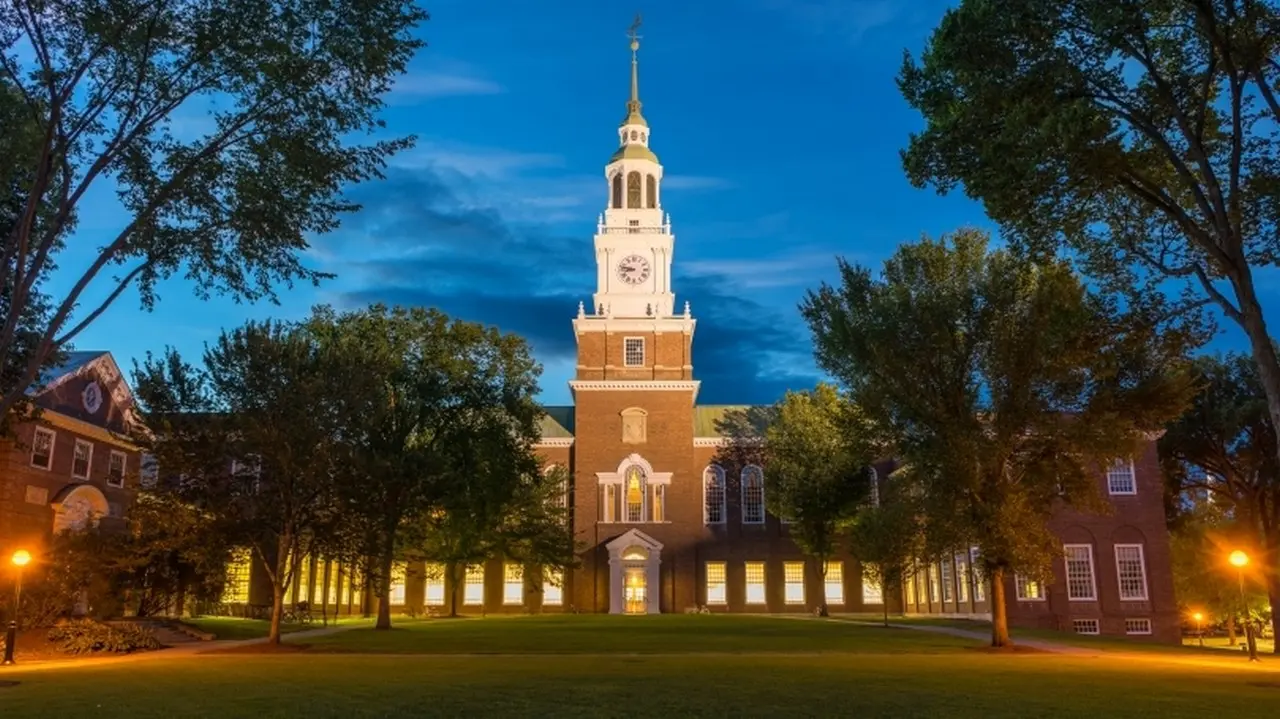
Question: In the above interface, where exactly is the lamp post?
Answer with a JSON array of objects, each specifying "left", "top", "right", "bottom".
[
  {"left": 2, "top": 549, "right": 31, "bottom": 666},
  {"left": 1193, "top": 612, "right": 1204, "bottom": 647},
  {"left": 1229, "top": 550, "right": 1259, "bottom": 663}
]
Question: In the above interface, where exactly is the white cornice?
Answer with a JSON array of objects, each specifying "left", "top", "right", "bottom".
[
  {"left": 570, "top": 380, "right": 700, "bottom": 404},
  {"left": 534, "top": 438, "right": 575, "bottom": 448},
  {"left": 693, "top": 437, "right": 726, "bottom": 447},
  {"left": 573, "top": 316, "right": 695, "bottom": 335}
]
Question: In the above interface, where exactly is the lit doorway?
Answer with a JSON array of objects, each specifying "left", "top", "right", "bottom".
[{"left": 624, "top": 565, "right": 647, "bottom": 614}]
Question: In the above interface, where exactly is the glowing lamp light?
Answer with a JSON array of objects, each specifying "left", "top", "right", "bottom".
[
  {"left": 10, "top": 550, "right": 30, "bottom": 568},
  {"left": 1229, "top": 550, "right": 1249, "bottom": 568},
  {"left": 1193, "top": 612, "right": 1204, "bottom": 622}
]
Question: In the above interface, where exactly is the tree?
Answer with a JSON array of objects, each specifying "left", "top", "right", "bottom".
[
  {"left": 0, "top": 0, "right": 426, "bottom": 422},
  {"left": 800, "top": 229, "right": 1195, "bottom": 646},
  {"left": 899, "top": 0, "right": 1280, "bottom": 478},
  {"left": 133, "top": 319, "right": 347, "bottom": 644},
  {"left": 848, "top": 470, "right": 926, "bottom": 627},
  {"left": 757, "top": 384, "right": 873, "bottom": 616},
  {"left": 1160, "top": 353, "right": 1280, "bottom": 650}
]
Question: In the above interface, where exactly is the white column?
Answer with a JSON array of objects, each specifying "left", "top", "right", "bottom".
[
  {"left": 608, "top": 556, "right": 623, "bottom": 614},
  {"left": 647, "top": 555, "right": 662, "bottom": 614}
]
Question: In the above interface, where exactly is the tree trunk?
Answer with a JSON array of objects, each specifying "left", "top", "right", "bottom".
[
  {"left": 816, "top": 559, "right": 828, "bottom": 617},
  {"left": 1236, "top": 284, "right": 1280, "bottom": 480},
  {"left": 268, "top": 583, "right": 285, "bottom": 646},
  {"left": 447, "top": 561, "right": 460, "bottom": 618},
  {"left": 988, "top": 566, "right": 1011, "bottom": 647},
  {"left": 320, "top": 562, "right": 331, "bottom": 627},
  {"left": 267, "top": 534, "right": 290, "bottom": 645},
  {"left": 1227, "top": 614, "right": 1237, "bottom": 646},
  {"left": 375, "top": 548, "right": 394, "bottom": 630},
  {"left": 883, "top": 598, "right": 889, "bottom": 627}
]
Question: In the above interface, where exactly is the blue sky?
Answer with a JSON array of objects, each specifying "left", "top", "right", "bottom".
[{"left": 50, "top": 0, "right": 1269, "bottom": 406}]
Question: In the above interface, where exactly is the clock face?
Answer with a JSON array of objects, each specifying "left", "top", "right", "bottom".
[
  {"left": 616, "top": 255, "right": 651, "bottom": 285},
  {"left": 82, "top": 381, "right": 103, "bottom": 414}
]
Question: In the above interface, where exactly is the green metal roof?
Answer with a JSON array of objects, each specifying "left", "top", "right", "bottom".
[
  {"left": 693, "top": 405, "right": 753, "bottom": 437},
  {"left": 539, "top": 406, "right": 575, "bottom": 439}
]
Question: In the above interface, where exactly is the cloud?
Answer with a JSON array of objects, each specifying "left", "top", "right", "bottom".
[
  {"left": 662, "top": 175, "right": 736, "bottom": 192},
  {"left": 387, "top": 60, "right": 505, "bottom": 102},
  {"left": 759, "top": 0, "right": 904, "bottom": 42},
  {"left": 681, "top": 252, "right": 839, "bottom": 289},
  {"left": 322, "top": 165, "right": 820, "bottom": 404}
]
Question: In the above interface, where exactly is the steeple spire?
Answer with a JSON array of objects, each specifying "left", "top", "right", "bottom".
[{"left": 623, "top": 14, "right": 647, "bottom": 128}]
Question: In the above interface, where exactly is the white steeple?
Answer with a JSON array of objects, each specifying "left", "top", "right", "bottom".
[{"left": 589, "top": 16, "right": 675, "bottom": 320}]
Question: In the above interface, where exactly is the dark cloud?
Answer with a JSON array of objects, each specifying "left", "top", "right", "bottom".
[{"left": 327, "top": 167, "right": 821, "bottom": 405}]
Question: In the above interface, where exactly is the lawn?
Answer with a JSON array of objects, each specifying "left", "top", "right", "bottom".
[
  {"left": 181, "top": 616, "right": 369, "bottom": 641},
  {"left": 1, "top": 615, "right": 1276, "bottom": 718}
]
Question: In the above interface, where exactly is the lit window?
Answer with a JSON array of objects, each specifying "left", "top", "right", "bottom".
[
  {"left": 784, "top": 562, "right": 805, "bottom": 605},
  {"left": 1107, "top": 459, "right": 1136, "bottom": 495},
  {"left": 862, "top": 573, "right": 883, "bottom": 605},
  {"left": 31, "top": 427, "right": 55, "bottom": 470},
  {"left": 741, "top": 466, "right": 764, "bottom": 525},
  {"left": 107, "top": 450, "right": 126, "bottom": 488},
  {"left": 1065, "top": 544, "right": 1097, "bottom": 601},
  {"left": 745, "top": 561, "right": 766, "bottom": 604},
  {"left": 602, "top": 484, "right": 618, "bottom": 522},
  {"left": 1114, "top": 544, "right": 1149, "bottom": 601},
  {"left": 1073, "top": 618, "right": 1100, "bottom": 635},
  {"left": 904, "top": 568, "right": 917, "bottom": 606},
  {"left": 928, "top": 565, "right": 940, "bottom": 603},
  {"left": 464, "top": 564, "right": 484, "bottom": 605},
  {"left": 624, "top": 466, "right": 645, "bottom": 522},
  {"left": 1125, "top": 618, "right": 1152, "bottom": 635},
  {"left": 703, "top": 465, "right": 726, "bottom": 524},
  {"left": 969, "top": 547, "right": 985, "bottom": 602},
  {"left": 651, "top": 483, "right": 665, "bottom": 522},
  {"left": 389, "top": 562, "right": 406, "bottom": 605},
  {"left": 72, "top": 440, "right": 93, "bottom": 479},
  {"left": 955, "top": 553, "right": 969, "bottom": 603},
  {"left": 1015, "top": 574, "right": 1045, "bottom": 601},
  {"left": 705, "top": 562, "right": 727, "bottom": 605},
  {"left": 310, "top": 559, "right": 326, "bottom": 606},
  {"left": 293, "top": 557, "right": 312, "bottom": 605},
  {"left": 543, "top": 567, "right": 564, "bottom": 606},
  {"left": 623, "top": 337, "right": 645, "bottom": 367},
  {"left": 223, "top": 548, "right": 251, "bottom": 603},
  {"left": 425, "top": 563, "right": 445, "bottom": 606},
  {"left": 939, "top": 560, "right": 954, "bottom": 602},
  {"left": 824, "top": 561, "right": 844, "bottom": 605},
  {"left": 504, "top": 563, "right": 524, "bottom": 605}
]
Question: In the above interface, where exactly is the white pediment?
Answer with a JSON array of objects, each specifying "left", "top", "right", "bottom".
[
  {"left": 605, "top": 527, "right": 664, "bottom": 555},
  {"left": 596, "top": 452, "right": 673, "bottom": 485}
]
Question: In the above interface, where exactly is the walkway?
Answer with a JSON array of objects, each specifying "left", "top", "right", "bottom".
[{"left": 835, "top": 618, "right": 1094, "bottom": 654}]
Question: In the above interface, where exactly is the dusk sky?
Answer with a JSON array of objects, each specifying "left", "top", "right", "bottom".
[{"left": 47, "top": 0, "right": 1269, "bottom": 406}]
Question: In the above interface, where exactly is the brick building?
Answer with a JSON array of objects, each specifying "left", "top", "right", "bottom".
[{"left": 221, "top": 33, "right": 1180, "bottom": 644}]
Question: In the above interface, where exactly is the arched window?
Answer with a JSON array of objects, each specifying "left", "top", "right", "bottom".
[
  {"left": 627, "top": 171, "right": 642, "bottom": 208},
  {"left": 742, "top": 465, "right": 765, "bottom": 524},
  {"left": 646, "top": 174, "right": 657, "bottom": 208},
  {"left": 869, "top": 467, "right": 880, "bottom": 507},
  {"left": 625, "top": 465, "right": 646, "bottom": 522},
  {"left": 704, "top": 465, "right": 726, "bottom": 524},
  {"left": 612, "top": 174, "right": 623, "bottom": 209}
]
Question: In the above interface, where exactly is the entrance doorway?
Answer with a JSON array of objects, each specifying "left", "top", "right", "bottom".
[{"left": 624, "top": 566, "right": 647, "bottom": 614}]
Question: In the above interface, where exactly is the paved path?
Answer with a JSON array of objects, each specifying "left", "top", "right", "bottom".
[{"left": 833, "top": 618, "right": 1095, "bottom": 655}]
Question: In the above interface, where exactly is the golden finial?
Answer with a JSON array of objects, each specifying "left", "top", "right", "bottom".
[{"left": 623, "top": 13, "right": 646, "bottom": 127}]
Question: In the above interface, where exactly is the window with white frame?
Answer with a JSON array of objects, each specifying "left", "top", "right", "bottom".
[
  {"left": 72, "top": 439, "right": 93, "bottom": 479},
  {"left": 745, "top": 561, "right": 766, "bottom": 604},
  {"left": 651, "top": 484, "right": 666, "bottom": 522},
  {"left": 969, "top": 547, "right": 985, "bottom": 602},
  {"left": 545, "top": 464, "right": 568, "bottom": 508},
  {"left": 703, "top": 465, "right": 726, "bottom": 524},
  {"left": 389, "top": 562, "right": 406, "bottom": 604},
  {"left": 425, "top": 563, "right": 446, "bottom": 606},
  {"left": 1072, "top": 618, "right": 1100, "bottom": 635},
  {"left": 1125, "top": 618, "right": 1152, "bottom": 635},
  {"left": 825, "top": 561, "right": 845, "bottom": 605},
  {"left": 705, "top": 562, "right": 727, "bottom": 605},
  {"left": 784, "top": 562, "right": 805, "bottom": 605},
  {"left": 939, "top": 559, "right": 954, "bottom": 602},
  {"left": 504, "top": 563, "right": 524, "bottom": 605},
  {"left": 464, "top": 564, "right": 484, "bottom": 605},
  {"left": 1107, "top": 458, "right": 1136, "bottom": 495},
  {"left": 624, "top": 465, "right": 645, "bottom": 522},
  {"left": 1015, "top": 574, "right": 1045, "bottom": 601},
  {"left": 1114, "top": 544, "right": 1149, "bottom": 601},
  {"left": 543, "top": 567, "right": 564, "bottom": 606},
  {"left": 862, "top": 573, "right": 883, "bottom": 605},
  {"left": 31, "top": 427, "right": 55, "bottom": 470},
  {"left": 623, "top": 337, "right": 645, "bottom": 367},
  {"left": 741, "top": 465, "right": 764, "bottom": 524},
  {"left": 107, "top": 450, "right": 126, "bottom": 488},
  {"left": 955, "top": 552, "right": 969, "bottom": 603},
  {"left": 602, "top": 484, "right": 618, "bottom": 522},
  {"left": 1064, "top": 544, "right": 1097, "bottom": 601}
]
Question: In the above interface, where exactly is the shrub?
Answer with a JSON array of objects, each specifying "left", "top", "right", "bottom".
[{"left": 46, "top": 619, "right": 162, "bottom": 655}]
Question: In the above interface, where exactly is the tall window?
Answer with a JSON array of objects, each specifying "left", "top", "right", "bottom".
[
  {"left": 703, "top": 465, "right": 726, "bottom": 524},
  {"left": 1064, "top": 544, "right": 1097, "bottom": 601},
  {"left": 543, "top": 567, "right": 563, "bottom": 606},
  {"left": 745, "top": 562, "right": 766, "bottom": 604},
  {"left": 464, "top": 564, "right": 485, "bottom": 605},
  {"left": 72, "top": 439, "right": 93, "bottom": 479},
  {"left": 611, "top": 173, "right": 623, "bottom": 209},
  {"left": 223, "top": 548, "right": 251, "bottom": 603},
  {"left": 504, "top": 564, "right": 524, "bottom": 605},
  {"left": 646, "top": 174, "right": 657, "bottom": 208},
  {"left": 624, "top": 466, "right": 645, "bottom": 522},
  {"left": 107, "top": 450, "right": 126, "bottom": 488},
  {"left": 623, "top": 337, "right": 645, "bottom": 366},
  {"left": 904, "top": 567, "right": 917, "bottom": 607},
  {"left": 627, "top": 171, "right": 642, "bottom": 208},
  {"left": 425, "top": 563, "right": 446, "bottom": 606},
  {"left": 825, "top": 561, "right": 845, "bottom": 605},
  {"left": 651, "top": 484, "right": 666, "bottom": 522},
  {"left": 31, "top": 427, "right": 54, "bottom": 470},
  {"left": 862, "top": 573, "right": 883, "bottom": 605},
  {"left": 705, "top": 562, "right": 727, "bottom": 605},
  {"left": 741, "top": 466, "right": 764, "bottom": 524},
  {"left": 1114, "top": 544, "right": 1149, "bottom": 601},
  {"left": 928, "top": 565, "right": 940, "bottom": 603},
  {"left": 1107, "top": 459, "right": 1137, "bottom": 495},
  {"left": 1015, "top": 574, "right": 1045, "bottom": 601},
  {"left": 784, "top": 562, "right": 805, "bottom": 605},
  {"left": 939, "top": 560, "right": 954, "bottom": 602},
  {"left": 546, "top": 465, "right": 568, "bottom": 509},
  {"left": 970, "top": 547, "right": 985, "bottom": 602},
  {"left": 955, "top": 552, "right": 970, "bottom": 603},
  {"left": 389, "top": 562, "right": 406, "bottom": 604},
  {"left": 602, "top": 484, "right": 618, "bottom": 522}
]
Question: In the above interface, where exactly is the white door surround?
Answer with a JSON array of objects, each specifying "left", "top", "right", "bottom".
[{"left": 606, "top": 528, "right": 663, "bottom": 614}]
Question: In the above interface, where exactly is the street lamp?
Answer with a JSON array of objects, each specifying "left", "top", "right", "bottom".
[
  {"left": 1229, "top": 550, "right": 1259, "bottom": 663},
  {"left": 2, "top": 549, "right": 31, "bottom": 666},
  {"left": 1193, "top": 612, "right": 1204, "bottom": 647}
]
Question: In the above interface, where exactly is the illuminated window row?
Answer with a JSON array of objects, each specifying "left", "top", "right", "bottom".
[{"left": 703, "top": 561, "right": 876, "bottom": 606}]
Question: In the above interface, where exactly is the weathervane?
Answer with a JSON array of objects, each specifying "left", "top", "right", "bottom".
[{"left": 628, "top": 13, "right": 643, "bottom": 54}]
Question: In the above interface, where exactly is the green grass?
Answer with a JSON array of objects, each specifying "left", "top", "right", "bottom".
[
  {"left": 180, "top": 616, "right": 366, "bottom": 641},
  {"left": 2, "top": 616, "right": 1277, "bottom": 718}
]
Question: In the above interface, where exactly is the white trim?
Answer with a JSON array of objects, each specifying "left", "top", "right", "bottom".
[
  {"left": 31, "top": 426, "right": 56, "bottom": 470},
  {"left": 1106, "top": 458, "right": 1137, "bottom": 496},
  {"left": 573, "top": 316, "right": 695, "bottom": 335},
  {"left": 535, "top": 438, "right": 575, "bottom": 448},
  {"left": 37, "top": 352, "right": 145, "bottom": 436},
  {"left": 741, "top": 464, "right": 765, "bottom": 525},
  {"left": 1114, "top": 543, "right": 1149, "bottom": 601},
  {"left": 703, "top": 464, "right": 727, "bottom": 525},
  {"left": 606, "top": 529, "right": 663, "bottom": 614},
  {"left": 71, "top": 438, "right": 94, "bottom": 480},
  {"left": 1124, "top": 618, "right": 1153, "bottom": 635},
  {"left": 693, "top": 437, "right": 726, "bottom": 447},
  {"left": 1064, "top": 543, "right": 1098, "bottom": 601},
  {"left": 569, "top": 380, "right": 701, "bottom": 404},
  {"left": 107, "top": 449, "right": 127, "bottom": 488},
  {"left": 596, "top": 453, "right": 673, "bottom": 486},
  {"left": 622, "top": 336, "right": 646, "bottom": 367},
  {"left": 1072, "top": 618, "right": 1100, "bottom": 635}
]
